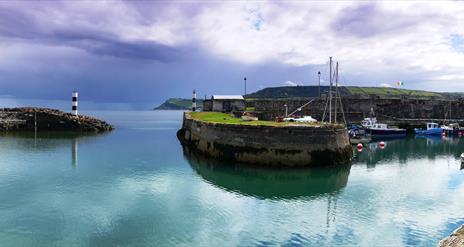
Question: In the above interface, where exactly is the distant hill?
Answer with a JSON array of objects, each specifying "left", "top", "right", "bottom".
[
  {"left": 154, "top": 86, "right": 464, "bottom": 110},
  {"left": 246, "top": 86, "right": 453, "bottom": 99},
  {"left": 154, "top": 98, "right": 203, "bottom": 110}
]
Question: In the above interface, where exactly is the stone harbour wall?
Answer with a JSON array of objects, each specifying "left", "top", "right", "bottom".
[
  {"left": 177, "top": 112, "right": 352, "bottom": 167},
  {"left": 253, "top": 96, "right": 464, "bottom": 125}
]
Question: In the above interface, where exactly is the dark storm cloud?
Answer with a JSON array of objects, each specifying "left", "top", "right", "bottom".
[
  {"left": 0, "top": 5, "right": 180, "bottom": 62},
  {"left": 50, "top": 29, "right": 181, "bottom": 62}
]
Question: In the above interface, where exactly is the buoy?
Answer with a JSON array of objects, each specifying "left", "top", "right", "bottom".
[
  {"left": 357, "top": 143, "right": 363, "bottom": 149},
  {"left": 442, "top": 132, "right": 446, "bottom": 136},
  {"left": 379, "top": 141, "right": 385, "bottom": 149},
  {"left": 357, "top": 147, "right": 363, "bottom": 152}
]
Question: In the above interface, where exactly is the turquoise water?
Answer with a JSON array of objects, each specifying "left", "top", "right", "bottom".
[{"left": 0, "top": 110, "right": 463, "bottom": 246}]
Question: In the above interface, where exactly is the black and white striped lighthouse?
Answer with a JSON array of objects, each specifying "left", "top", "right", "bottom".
[
  {"left": 192, "top": 89, "right": 196, "bottom": 112},
  {"left": 72, "top": 91, "right": 78, "bottom": 116}
]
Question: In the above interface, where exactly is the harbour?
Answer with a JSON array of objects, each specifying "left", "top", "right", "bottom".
[{"left": 0, "top": 110, "right": 463, "bottom": 246}]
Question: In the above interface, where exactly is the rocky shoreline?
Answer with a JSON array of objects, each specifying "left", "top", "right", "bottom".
[
  {"left": 0, "top": 107, "right": 113, "bottom": 132},
  {"left": 438, "top": 225, "right": 464, "bottom": 247}
]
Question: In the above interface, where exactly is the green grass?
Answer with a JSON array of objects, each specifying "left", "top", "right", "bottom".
[
  {"left": 190, "top": 112, "right": 332, "bottom": 127},
  {"left": 346, "top": 87, "right": 444, "bottom": 98}
]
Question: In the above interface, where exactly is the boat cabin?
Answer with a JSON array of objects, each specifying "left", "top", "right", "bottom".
[
  {"left": 427, "top": 123, "right": 439, "bottom": 130},
  {"left": 371, "top": 123, "right": 389, "bottom": 130},
  {"left": 361, "top": 118, "right": 377, "bottom": 128}
]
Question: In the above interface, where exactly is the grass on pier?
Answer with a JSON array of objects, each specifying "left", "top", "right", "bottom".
[{"left": 190, "top": 112, "right": 329, "bottom": 127}]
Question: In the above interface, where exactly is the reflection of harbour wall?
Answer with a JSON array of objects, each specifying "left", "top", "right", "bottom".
[
  {"left": 178, "top": 112, "right": 352, "bottom": 166},
  {"left": 254, "top": 96, "right": 464, "bottom": 127},
  {"left": 183, "top": 146, "right": 351, "bottom": 199}
]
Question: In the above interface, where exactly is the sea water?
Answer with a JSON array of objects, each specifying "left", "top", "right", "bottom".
[{"left": 0, "top": 110, "right": 463, "bottom": 246}]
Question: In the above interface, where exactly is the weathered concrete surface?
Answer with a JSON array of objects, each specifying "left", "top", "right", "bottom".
[
  {"left": 0, "top": 107, "right": 113, "bottom": 132},
  {"left": 177, "top": 112, "right": 352, "bottom": 167},
  {"left": 438, "top": 225, "right": 464, "bottom": 247}
]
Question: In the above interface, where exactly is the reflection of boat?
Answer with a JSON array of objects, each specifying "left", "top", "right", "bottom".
[
  {"left": 181, "top": 145, "right": 351, "bottom": 200},
  {"left": 361, "top": 118, "right": 406, "bottom": 138},
  {"left": 415, "top": 123, "right": 443, "bottom": 136}
]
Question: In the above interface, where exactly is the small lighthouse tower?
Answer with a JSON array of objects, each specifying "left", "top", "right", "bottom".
[
  {"left": 192, "top": 89, "right": 196, "bottom": 112},
  {"left": 72, "top": 91, "right": 78, "bottom": 116}
]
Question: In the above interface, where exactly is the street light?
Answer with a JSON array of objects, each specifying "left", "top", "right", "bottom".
[
  {"left": 244, "top": 77, "right": 247, "bottom": 97},
  {"left": 318, "top": 71, "right": 321, "bottom": 98}
]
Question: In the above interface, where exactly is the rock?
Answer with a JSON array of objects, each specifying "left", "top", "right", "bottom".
[
  {"left": 0, "top": 107, "right": 113, "bottom": 132},
  {"left": 438, "top": 225, "right": 464, "bottom": 247}
]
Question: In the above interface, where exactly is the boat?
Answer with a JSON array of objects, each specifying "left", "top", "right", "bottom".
[
  {"left": 361, "top": 118, "right": 406, "bottom": 137},
  {"left": 241, "top": 112, "right": 258, "bottom": 121},
  {"left": 366, "top": 123, "right": 407, "bottom": 137},
  {"left": 348, "top": 126, "right": 372, "bottom": 144},
  {"left": 441, "top": 123, "right": 464, "bottom": 135},
  {"left": 283, "top": 116, "right": 317, "bottom": 123},
  {"left": 415, "top": 122, "right": 443, "bottom": 136}
]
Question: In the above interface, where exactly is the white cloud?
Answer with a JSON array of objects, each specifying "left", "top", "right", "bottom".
[
  {"left": 284, "top": 80, "right": 303, "bottom": 86},
  {"left": 3, "top": 1, "right": 464, "bottom": 91},
  {"left": 379, "top": 83, "right": 393, "bottom": 88}
]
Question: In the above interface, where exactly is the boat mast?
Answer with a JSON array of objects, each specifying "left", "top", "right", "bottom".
[
  {"left": 335, "top": 62, "right": 339, "bottom": 124},
  {"left": 329, "top": 57, "right": 332, "bottom": 124}
]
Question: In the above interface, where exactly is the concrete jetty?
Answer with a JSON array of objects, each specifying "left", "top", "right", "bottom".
[
  {"left": 0, "top": 107, "right": 113, "bottom": 132},
  {"left": 177, "top": 112, "right": 352, "bottom": 167}
]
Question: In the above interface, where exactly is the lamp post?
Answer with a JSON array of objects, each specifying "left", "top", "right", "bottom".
[
  {"left": 318, "top": 71, "right": 321, "bottom": 98},
  {"left": 244, "top": 77, "right": 247, "bottom": 97}
]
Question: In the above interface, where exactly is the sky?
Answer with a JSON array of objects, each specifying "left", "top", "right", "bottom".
[{"left": 1, "top": 1, "right": 464, "bottom": 109}]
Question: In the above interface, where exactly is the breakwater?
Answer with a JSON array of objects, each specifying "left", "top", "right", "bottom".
[
  {"left": 177, "top": 112, "right": 352, "bottom": 167},
  {"left": 0, "top": 108, "right": 113, "bottom": 132},
  {"left": 438, "top": 225, "right": 464, "bottom": 247},
  {"left": 253, "top": 96, "right": 464, "bottom": 128}
]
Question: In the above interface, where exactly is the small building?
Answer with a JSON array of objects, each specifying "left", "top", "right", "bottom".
[{"left": 203, "top": 95, "right": 245, "bottom": 112}]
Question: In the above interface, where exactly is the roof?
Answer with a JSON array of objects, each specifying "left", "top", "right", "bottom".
[{"left": 212, "top": 95, "right": 244, "bottom": 100}]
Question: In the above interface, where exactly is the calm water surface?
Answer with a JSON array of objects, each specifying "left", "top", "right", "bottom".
[{"left": 0, "top": 110, "right": 463, "bottom": 246}]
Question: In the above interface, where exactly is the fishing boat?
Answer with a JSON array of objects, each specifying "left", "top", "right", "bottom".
[
  {"left": 415, "top": 123, "right": 443, "bottom": 136},
  {"left": 366, "top": 123, "right": 406, "bottom": 137},
  {"left": 361, "top": 118, "right": 406, "bottom": 138}
]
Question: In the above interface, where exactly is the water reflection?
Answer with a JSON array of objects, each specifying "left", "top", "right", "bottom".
[
  {"left": 0, "top": 131, "right": 107, "bottom": 168},
  {"left": 354, "top": 136, "right": 464, "bottom": 167},
  {"left": 182, "top": 146, "right": 351, "bottom": 200}
]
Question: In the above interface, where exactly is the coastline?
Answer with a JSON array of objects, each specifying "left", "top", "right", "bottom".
[{"left": 438, "top": 225, "right": 464, "bottom": 247}]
